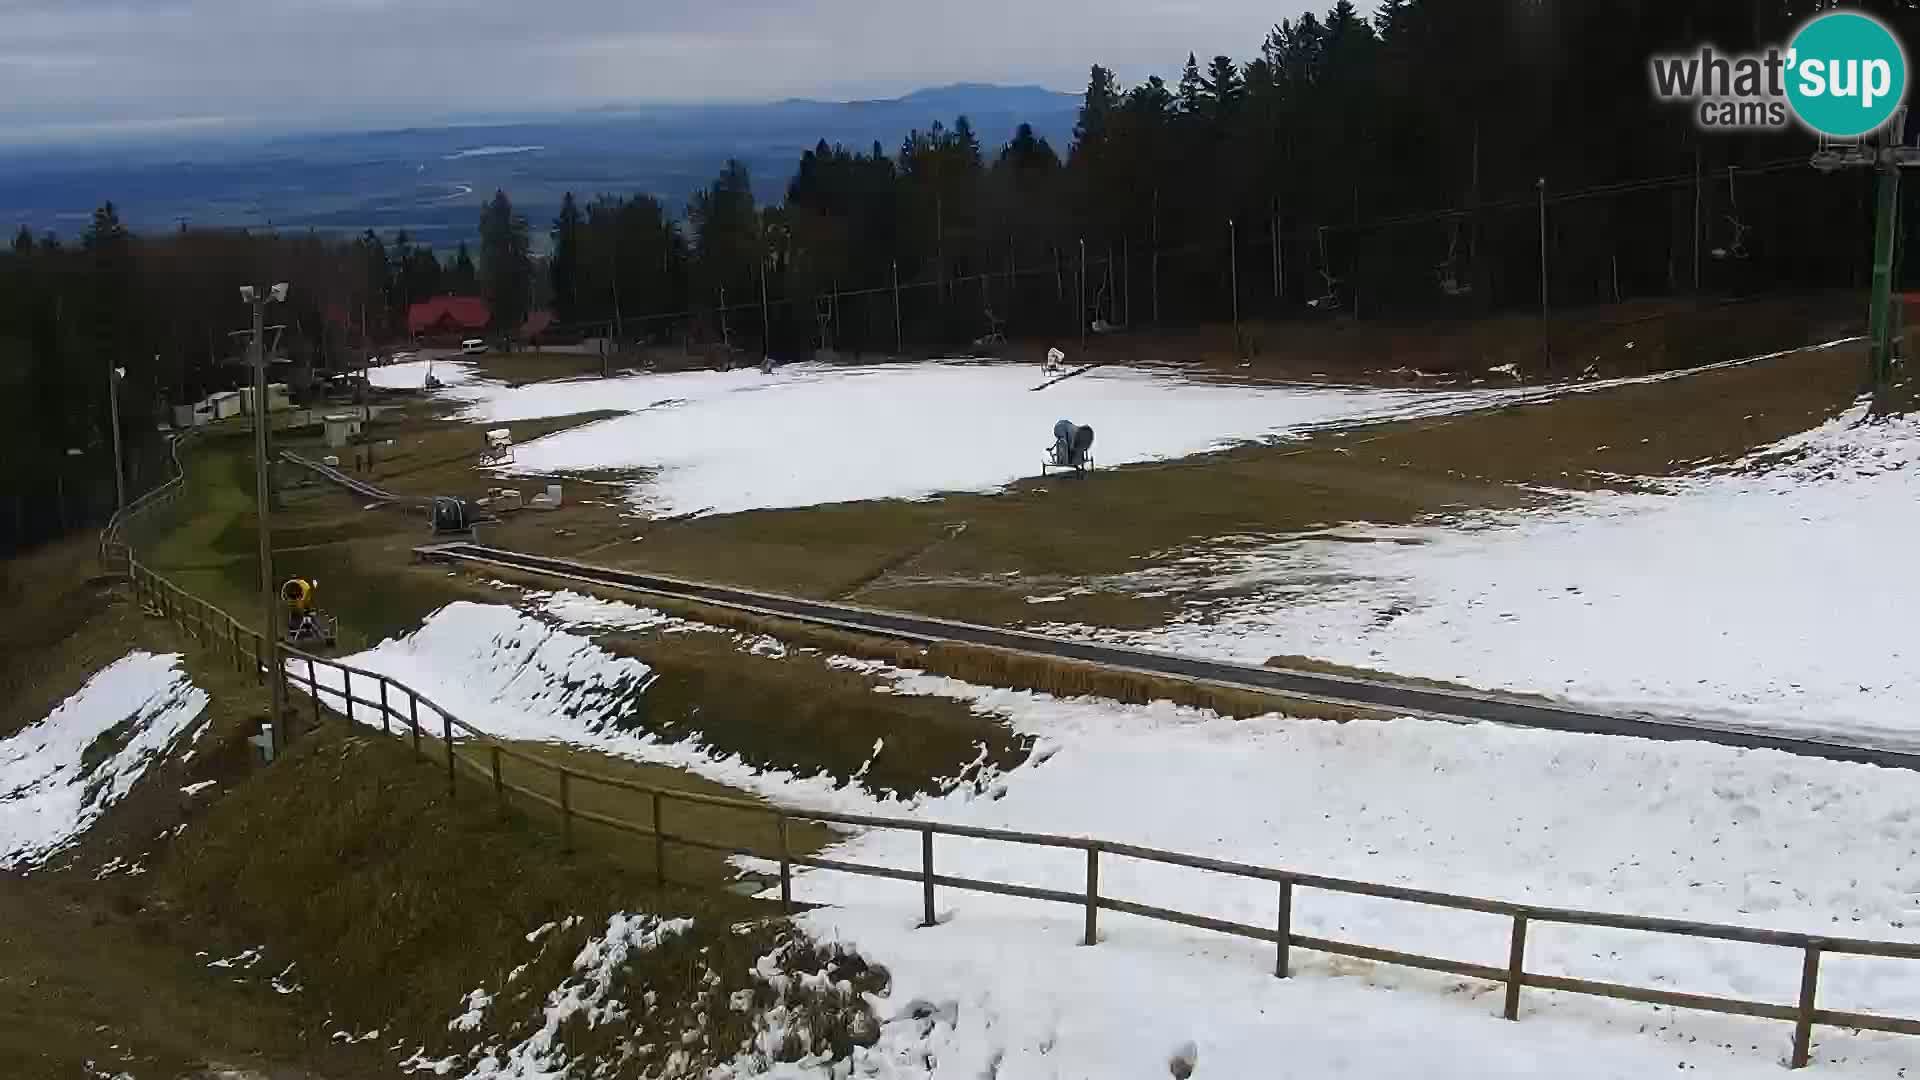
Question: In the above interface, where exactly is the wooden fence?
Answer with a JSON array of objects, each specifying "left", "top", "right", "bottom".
[{"left": 109, "top": 439, "right": 1920, "bottom": 1070}]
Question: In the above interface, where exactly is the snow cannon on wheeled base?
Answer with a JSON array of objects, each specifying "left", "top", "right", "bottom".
[
  {"left": 281, "top": 577, "right": 338, "bottom": 648},
  {"left": 1043, "top": 419, "right": 1095, "bottom": 476}
]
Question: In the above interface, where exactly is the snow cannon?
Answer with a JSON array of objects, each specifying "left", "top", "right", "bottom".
[
  {"left": 280, "top": 577, "right": 337, "bottom": 647},
  {"left": 430, "top": 495, "right": 474, "bottom": 535},
  {"left": 1044, "top": 419, "right": 1095, "bottom": 475},
  {"left": 1045, "top": 347, "right": 1065, "bottom": 374}
]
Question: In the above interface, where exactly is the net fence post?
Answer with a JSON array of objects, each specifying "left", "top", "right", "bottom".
[
  {"left": 777, "top": 815, "right": 792, "bottom": 914},
  {"left": 921, "top": 829, "right": 936, "bottom": 928},
  {"left": 1082, "top": 843, "right": 1099, "bottom": 946},
  {"left": 651, "top": 791, "right": 666, "bottom": 886},
  {"left": 490, "top": 744, "right": 504, "bottom": 811},
  {"left": 1504, "top": 913, "right": 1529, "bottom": 1021},
  {"left": 1792, "top": 942, "right": 1823, "bottom": 1069},
  {"left": 443, "top": 711, "right": 455, "bottom": 795},
  {"left": 1276, "top": 880, "right": 1293, "bottom": 978}
]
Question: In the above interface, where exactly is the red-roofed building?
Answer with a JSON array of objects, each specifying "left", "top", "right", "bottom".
[{"left": 407, "top": 296, "right": 490, "bottom": 343}]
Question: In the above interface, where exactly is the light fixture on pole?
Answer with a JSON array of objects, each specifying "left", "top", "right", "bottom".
[{"left": 243, "top": 282, "right": 290, "bottom": 751}]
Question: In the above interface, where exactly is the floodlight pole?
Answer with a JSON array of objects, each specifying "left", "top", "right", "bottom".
[
  {"left": 760, "top": 263, "right": 772, "bottom": 360},
  {"left": 1228, "top": 218, "right": 1241, "bottom": 355},
  {"left": 1537, "top": 178, "right": 1552, "bottom": 367},
  {"left": 1078, "top": 239, "right": 1087, "bottom": 356},
  {"left": 1814, "top": 127, "right": 1910, "bottom": 395},
  {"left": 247, "top": 288, "right": 288, "bottom": 750},
  {"left": 891, "top": 260, "right": 902, "bottom": 356},
  {"left": 107, "top": 359, "right": 127, "bottom": 511},
  {"left": 1868, "top": 156, "right": 1902, "bottom": 387}
]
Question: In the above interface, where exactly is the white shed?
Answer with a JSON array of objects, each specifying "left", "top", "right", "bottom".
[
  {"left": 240, "top": 383, "right": 292, "bottom": 415},
  {"left": 322, "top": 413, "right": 364, "bottom": 449},
  {"left": 207, "top": 391, "right": 243, "bottom": 420}
]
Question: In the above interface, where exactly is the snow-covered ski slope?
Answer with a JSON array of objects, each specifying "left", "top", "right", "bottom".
[
  {"left": 384, "top": 341, "right": 1853, "bottom": 520},
  {"left": 1053, "top": 399, "right": 1920, "bottom": 747},
  {"left": 1, "top": 650, "right": 208, "bottom": 870},
  {"left": 327, "top": 593, "right": 1920, "bottom": 1076}
]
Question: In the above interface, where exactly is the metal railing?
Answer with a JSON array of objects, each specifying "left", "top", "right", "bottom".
[{"left": 108, "top": 433, "right": 1920, "bottom": 1071}]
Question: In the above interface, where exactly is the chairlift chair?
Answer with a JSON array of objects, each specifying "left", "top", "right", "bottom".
[
  {"left": 1711, "top": 166, "right": 1752, "bottom": 260},
  {"left": 976, "top": 305, "right": 1008, "bottom": 349},
  {"left": 1308, "top": 226, "right": 1343, "bottom": 310},
  {"left": 1435, "top": 222, "right": 1474, "bottom": 297},
  {"left": 815, "top": 296, "right": 835, "bottom": 352}
]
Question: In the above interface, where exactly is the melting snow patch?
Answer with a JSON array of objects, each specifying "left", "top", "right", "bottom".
[
  {"left": 0, "top": 651, "right": 208, "bottom": 870},
  {"left": 178, "top": 779, "right": 217, "bottom": 797},
  {"left": 466, "top": 913, "right": 691, "bottom": 1078},
  {"left": 450, "top": 988, "right": 493, "bottom": 1033}
]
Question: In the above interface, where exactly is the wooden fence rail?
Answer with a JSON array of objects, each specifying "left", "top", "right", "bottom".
[{"left": 106, "top": 439, "right": 1920, "bottom": 1069}]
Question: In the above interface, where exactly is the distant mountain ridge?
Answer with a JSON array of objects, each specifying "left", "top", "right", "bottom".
[{"left": 0, "top": 83, "right": 1081, "bottom": 247}]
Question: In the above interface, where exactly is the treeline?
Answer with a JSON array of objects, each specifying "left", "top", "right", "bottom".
[
  {"left": 10, "top": 0, "right": 1920, "bottom": 554},
  {"left": 536, "top": 0, "right": 1919, "bottom": 351}
]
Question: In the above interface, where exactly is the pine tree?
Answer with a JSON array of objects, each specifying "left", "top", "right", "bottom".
[
  {"left": 447, "top": 242, "right": 479, "bottom": 295},
  {"left": 1203, "top": 55, "right": 1246, "bottom": 121},
  {"left": 550, "top": 192, "right": 582, "bottom": 324},
  {"left": 1177, "top": 53, "right": 1205, "bottom": 114},
  {"left": 1071, "top": 65, "right": 1121, "bottom": 162},
  {"left": 950, "top": 116, "right": 980, "bottom": 172},
  {"left": 478, "top": 190, "right": 532, "bottom": 335},
  {"left": 1372, "top": 0, "right": 1410, "bottom": 39},
  {"left": 11, "top": 225, "right": 30, "bottom": 255}
]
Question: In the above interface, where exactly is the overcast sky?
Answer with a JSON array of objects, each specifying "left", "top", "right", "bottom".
[{"left": 0, "top": 0, "right": 1315, "bottom": 142}]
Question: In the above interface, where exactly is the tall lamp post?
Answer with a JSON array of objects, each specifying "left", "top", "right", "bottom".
[
  {"left": 107, "top": 363, "right": 127, "bottom": 512},
  {"left": 242, "top": 282, "right": 289, "bottom": 750}
]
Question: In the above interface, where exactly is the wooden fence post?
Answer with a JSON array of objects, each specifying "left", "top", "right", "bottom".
[
  {"left": 651, "top": 791, "right": 666, "bottom": 886},
  {"left": 1792, "top": 942, "right": 1823, "bottom": 1068},
  {"left": 1083, "top": 844, "right": 1099, "bottom": 946},
  {"left": 252, "top": 632, "right": 263, "bottom": 685},
  {"left": 442, "top": 711, "right": 455, "bottom": 794},
  {"left": 1504, "top": 913, "right": 1529, "bottom": 1021},
  {"left": 921, "top": 829, "right": 936, "bottom": 928},
  {"left": 559, "top": 769, "right": 573, "bottom": 853},
  {"left": 307, "top": 657, "right": 321, "bottom": 724},
  {"left": 490, "top": 745, "right": 504, "bottom": 810},
  {"left": 409, "top": 694, "right": 421, "bottom": 758},
  {"left": 777, "top": 815, "right": 792, "bottom": 914},
  {"left": 342, "top": 670, "right": 354, "bottom": 724},
  {"left": 1276, "top": 880, "right": 1293, "bottom": 978},
  {"left": 378, "top": 678, "right": 390, "bottom": 735}
]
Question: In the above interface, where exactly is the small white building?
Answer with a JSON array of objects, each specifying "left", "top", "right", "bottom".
[
  {"left": 207, "top": 391, "right": 243, "bottom": 420},
  {"left": 322, "top": 413, "right": 364, "bottom": 449},
  {"left": 240, "top": 383, "right": 292, "bottom": 415}
]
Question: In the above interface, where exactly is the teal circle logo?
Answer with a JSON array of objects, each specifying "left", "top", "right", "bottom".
[{"left": 1786, "top": 12, "right": 1907, "bottom": 137}]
